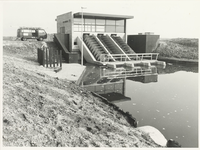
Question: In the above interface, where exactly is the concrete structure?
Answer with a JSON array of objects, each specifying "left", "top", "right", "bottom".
[
  {"left": 55, "top": 12, "right": 165, "bottom": 69},
  {"left": 127, "top": 33, "right": 160, "bottom": 53},
  {"left": 55, "top": 11, "right": 133, "bottom": 63}
]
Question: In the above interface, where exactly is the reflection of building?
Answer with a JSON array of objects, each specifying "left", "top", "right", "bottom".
[
  {"left": 86, "top": 78, "right": 129, "bottom": 103},
  {"left": 127, "top": 74, "right": 158, "bottom": 83},
  {"left": 126, "top": 66, "right": 158, "bottom": 83},
  {"left": 79, "top": 65, "right": 158, "bottom": 102},
  {"left": 79, "top": 66, "right": 130, "bottom": 103}
]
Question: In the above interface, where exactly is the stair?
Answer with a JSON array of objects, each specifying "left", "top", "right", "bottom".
[
  {"left": 83, "top": 35, "right": 108, "bottom": 61},
  {"left": 97, "top": 35, "right": 122, "bottom": 54},
  {"left": 111, "top": 35, "right": 135, "bottom": 54}
]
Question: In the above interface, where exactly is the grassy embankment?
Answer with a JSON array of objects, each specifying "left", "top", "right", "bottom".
[
  {"left": 153, "top": 38, "right": 198, "bottom": 60},
  {"left": 3, "top": 39, "right": 165, "bottom": 147}
]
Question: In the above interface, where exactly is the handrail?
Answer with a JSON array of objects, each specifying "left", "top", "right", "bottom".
[
  {"left": 102, "top": 67, "right": 152, "bottom": 78},
  {"left": 99, "top": 53, "right": 159, "bottom": 63},
  {"left": 111, "top": 36, "right": 135, "bottom": 54},
  {"left": 106, "top": 34, "right": 131, "bottom": 60}
]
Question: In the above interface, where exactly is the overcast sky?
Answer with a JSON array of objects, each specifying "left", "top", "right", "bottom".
[{"left": 1, "top": 0, "right": 200, "bottom": 38}]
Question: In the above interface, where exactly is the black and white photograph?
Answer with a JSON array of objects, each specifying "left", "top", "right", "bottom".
[{"left": 1, "top": 0, "right": 199, "bottom": 149}]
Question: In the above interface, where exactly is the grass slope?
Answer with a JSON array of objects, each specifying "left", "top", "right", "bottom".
[
  {"left": 153, "top": 38, "right": 198, "bottom": 60},
  {"left": 3, "top": 40, "right": 162, "bottom": 147}
]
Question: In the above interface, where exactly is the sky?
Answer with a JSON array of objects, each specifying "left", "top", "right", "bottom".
[{"left": 1, "top": 0, "right": 200, "bottom": 38}]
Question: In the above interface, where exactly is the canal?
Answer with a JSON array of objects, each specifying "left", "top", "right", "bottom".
[{"left": 79, "top": 62, "right": 198, "bottom": 148}]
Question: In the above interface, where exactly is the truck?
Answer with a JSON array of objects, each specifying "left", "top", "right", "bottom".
[{"left": 17, "top": 27, "right": 47, "bottom": 41}]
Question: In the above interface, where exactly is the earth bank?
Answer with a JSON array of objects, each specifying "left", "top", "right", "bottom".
[
  {"left": 3, "top": 40, "right": 166, "bottom": 147},
  {"left": 153, "top": 38, "right": 198, "bottom": 60},
  {"left": 4, "top": 37, "right": 196, "bottom": 147}
]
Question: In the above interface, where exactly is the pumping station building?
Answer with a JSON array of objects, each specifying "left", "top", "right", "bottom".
[
  {"left": 54, "top": 11, "right": 163, "bottom": 68},
  {"left": 51, "top": 11, "right": 163, "bottom": 102}
]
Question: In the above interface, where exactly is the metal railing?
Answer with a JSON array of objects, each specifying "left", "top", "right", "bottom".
[
  {"left": 101, "top": 67, "right": 153, "bottom": 78},
  {"left": 100, "top": 53, "right": 159, "bottom": 62}
]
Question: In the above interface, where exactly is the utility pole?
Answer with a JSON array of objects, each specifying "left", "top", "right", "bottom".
[{"left": 81, "top": 7, "right": 86, "bottom": 66}]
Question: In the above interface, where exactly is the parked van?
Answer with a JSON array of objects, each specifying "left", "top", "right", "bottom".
[{"left": 17, "top": 27, "right": 47, "bottom": 41}]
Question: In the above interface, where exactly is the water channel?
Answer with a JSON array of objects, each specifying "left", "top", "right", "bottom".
[{"left": 79, "top": 61, "right": 198, "bottom": 148}]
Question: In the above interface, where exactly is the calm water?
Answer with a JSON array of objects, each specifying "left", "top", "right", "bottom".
[{"left": 79, "top": 62, "right": 198, "bottom": 147}]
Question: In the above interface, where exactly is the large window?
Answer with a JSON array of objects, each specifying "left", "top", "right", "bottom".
[
  {"left": 105, "top": 25, "right": 115, "bottom": 32},
  {"left": 74, "top": 25, "right": 82, "bottom": 32},
  {"left": 96, "top": 19, "right": 105, "bottom": 32},
  {"left": 96, "top": 26, "right": 105, "bottom": 32},
  {"left": 74, "top": 18, "right": 82, "bottom": 24},
  {"left": 105, "top": 20, "right": 115, "bottom": 32},
  {"left": 85, "top": 19, "right": 95, "bottom": 32},
  {"left": 85, "top": 19, "right": 95, "bottom": 25},
  {"left": 116, "top": 26, "right": 124, "bottom": 33},
  {"left": 74, "top": 18, "right": 125, "bottom": 33},
  {"left": 74, "top": 18, "right": 82, "bottom": 31},
  {"left": 116, "top": 20, "right": 124, "bottom": 32},
  {"left": 116, "top": 20, "right": 124, "bottom": 25},
  {"left": 96, "top": 19, "right": 105, "bottom": 25},
  {"left": 85, "top": 25, "right": 95, "bottom": 32},
  {"left": 106, "top": 20, "right": 115, "bottom": 25}
]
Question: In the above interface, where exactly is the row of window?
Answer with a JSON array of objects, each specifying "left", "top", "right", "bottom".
[
  {"left": 73, "top": 18, "right": 125, "bottom": 33},
  {"left": 20, "top": 29, "right": 36, "bottom": 33},
  {"left": 74, "top": 25, "right": 124, "bottom": 32},
  {"left": 18, "top": 29, "right": 45, "bottom": 33},
  {"left": 74, "top": 18, "right": 124, "bottom": 25}
]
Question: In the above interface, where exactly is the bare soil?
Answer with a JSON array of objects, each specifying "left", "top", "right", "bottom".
[{"left": 3, "top": 40, "right": 164, "bottom": 147}]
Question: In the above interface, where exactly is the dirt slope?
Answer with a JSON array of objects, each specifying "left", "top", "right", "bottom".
[{"left": 3, "top": 40, "right": 164, "bottom": 147}]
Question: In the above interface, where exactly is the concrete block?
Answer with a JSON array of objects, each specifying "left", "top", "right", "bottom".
[
  {"left": 124, "top": 62, "right": 134, "bottom": 68},
  {"left": 107, "top": 64, "right": 116, "bottom": 69}
]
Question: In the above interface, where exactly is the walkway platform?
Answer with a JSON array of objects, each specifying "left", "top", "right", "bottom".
[{"left": 39, "top": 63, "right": 86, "bottom": 81}]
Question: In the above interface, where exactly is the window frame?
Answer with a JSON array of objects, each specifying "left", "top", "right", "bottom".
[{"left": 73, "top": 17, "right": 125, "bottom": 33}]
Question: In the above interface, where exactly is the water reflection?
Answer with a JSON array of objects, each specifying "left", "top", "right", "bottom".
[
  {"left": 122, "top": 70, "right": 198, "bottom": 148},
  {"left": 157, "top": 62, "right": 198, "bottom": 74},
  {"left": 79, "top": 62, "right": 198, "bottom": 147},
  {"left": 79, "top": 65, "right": 159, "bottom": 103}
]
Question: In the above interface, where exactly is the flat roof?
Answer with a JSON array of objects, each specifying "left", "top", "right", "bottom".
[{"left": 73, "top": 12, "right": 134, "bottom": 20}]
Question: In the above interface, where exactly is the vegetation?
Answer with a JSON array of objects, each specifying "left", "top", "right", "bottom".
[
  {"left": 153, "top": 38, "right": 198, "bottom": 60},
  {"left": 3, "top": 40, "right": 165, "bottom": 147}
]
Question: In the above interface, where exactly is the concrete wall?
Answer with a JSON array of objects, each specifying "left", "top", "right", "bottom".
[
  {"left": 127, "top": 35, "right": 160, "bottom": 53},
  {"left": 146, "top": 35, "right": 160, "bottom": 52},
  {"left": 76, "top": 36, "right": 97, "bottom": 63},
  {"left": 56, "top": 12, "right": 73, "bottom": 52}
]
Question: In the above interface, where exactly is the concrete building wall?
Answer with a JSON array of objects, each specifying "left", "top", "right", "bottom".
[
  {"left": 56, "top": 12, "right": 73, "bottom": 51},
  {"left": 127, "top": 35, "right": 160, "bottom": 53}
]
